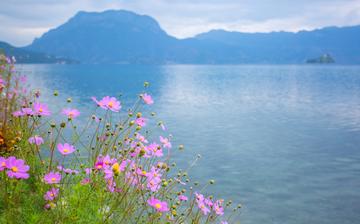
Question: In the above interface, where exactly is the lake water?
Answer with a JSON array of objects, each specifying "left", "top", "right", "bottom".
[{"left": 18, "top": 64, "right": 360, "bottom": 224}]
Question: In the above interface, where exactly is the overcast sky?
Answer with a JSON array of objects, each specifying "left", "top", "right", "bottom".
[{"left": 1, "top": 0, "right": 360, "bottom": 46}]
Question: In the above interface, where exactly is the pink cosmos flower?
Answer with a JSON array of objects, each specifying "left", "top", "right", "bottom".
[
  {"left": 94, "top": 160, "right": 104, "bottom": 170},
  {"left": 57, "top": 143, "right": 76, "bottom": 155},
  {"left": 147, "top": 178, "right": 161, "bottom": 192},
  {"left": 92, "top": 96, "right": 121, "bottom": 112},
  {"left": 146, "top": 167, "right": 162, "bottom": 192},
  {"left": 44, "top": 188, "right": 59, "bottom": 201},
  {"left": 85, "top": 168, "right": 92, "bottom": 175},
  {"left": 147, "top": 143, "right": 163, "bottom": 157},
  {"left": 195, "top": 192, "right": 205, "bottom": 202},
  {"left": 5, "top": 156, "right": 30, "bottom": 179},
  {"left": 178, "top": 195, "right": 188, "bottom": 201},
  {"left": 33, "top": 102, "right": 51, "bottom": 116},
  {"left": 159, "top": 136, "right": 172, "bottom": 149},
  {"left": 103, "top": 155, "right": 116, "bottom": 166},
  {"left": 119, "top": 159, "right": 130, "bottom": 172},
  {"left": 94, "top": 155, "right": 114, "bottom": 170},
  {"left": 146, "top": 166, "right": 162, "bottom": 179},
  {"left": 12, "top": 110, "right": 23, "bottom": 117},
  {"left": 0, "top": 157, "right": 7, "bottom": 171},
  {"left": 214, "top": 200, "right": 224, "bottom": 216},
  {"left": 142, "top": 93, "right": 154, "bottom": 105},
  {"left": 198, "top": 202, "right": 211, "bottom": 215},
  {"left": 44, "top": 172, "right": 61, "bottom": 184},
  {"left": 28, "top": 135, "right": 44, "bottom": 146},
  {"left": 62, "top": 108, "right": 80, "bottom": 119},
  {"left": 147, "top": 197, "right": 169, "bottom": 212},
  {"left": 13, "top": 107, "right": 34, "bottom": 117},
  {"left": 22, "top": 108, "right": 34, "bottom": 116},
  {"left": 104, "top": 166, "right": 114, "bottom": 179},
  {"left": 194, "top": 192, "right": 211, "bottom": 215},
  {"left": 135, "top": 133, "right": 148, "bottom": 143},
  {"left": 221, "top": 221, "right": 229, "bottom": 224},
  {"left": 135, "top": 117, "right": 147, "bottom": 127},
  {"left": 204, "top": 197, "right": 214, "bottom": 207}
]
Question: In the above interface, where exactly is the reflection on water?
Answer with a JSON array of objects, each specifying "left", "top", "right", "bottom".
[{"left": 18, "top": 64, "right": 360, "bottom": 224}]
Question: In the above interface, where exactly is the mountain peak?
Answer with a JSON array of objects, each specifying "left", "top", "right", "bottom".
[{"left": 27, "top": 10, "right": 175, "bottom": 63}]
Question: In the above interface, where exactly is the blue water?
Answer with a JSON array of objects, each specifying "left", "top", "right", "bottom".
[{"left": 19, "top": 64, "right": 360, "bottom": 224}]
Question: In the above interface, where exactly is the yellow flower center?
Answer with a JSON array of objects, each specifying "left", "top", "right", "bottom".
[
  {"left": 63, "top": 148, "right": 69, "bottom": 153},
  {"left": 51, "top": 177, "right": 56, "bottom": 182},
  {"left": 112, "top": 162, "right": 120, "bottom": 174},
  {"left": 142, "top": 170, "right": 147, "bottom": 175},
  {"left": 68, "top": 112, "right": 74, "bottom": 117},
  {"left": 155, "top": 203, "right": 161, "bottom": 209},
  {"left": 97, "top": 164, "right": 102, "bottom": 169},
  {"left": 1, "top": 162, "right": 5, "bottom": 167},
  {"left": 39, "top": 107, "right": 43, "bottom": 113},
  {"left": 108, "top": 101, "right": 114, "bottom": 108},
  {"left": 50, "top": 193, "right": 54, "bottom": 197},
  {"left": 12, "top": 166, "right": 18, "bottom": 172}
]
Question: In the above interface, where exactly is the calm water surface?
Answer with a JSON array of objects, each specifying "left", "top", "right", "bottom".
[{"left": 19, "top": 64, "right": 360, "bottom": 224}]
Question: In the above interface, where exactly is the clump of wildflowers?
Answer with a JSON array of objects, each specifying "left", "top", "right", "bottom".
[{"left": 0, "top": 56, "right": 239, "bottom": 223}]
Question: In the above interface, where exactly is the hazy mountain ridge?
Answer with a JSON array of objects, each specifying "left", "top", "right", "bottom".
[
  {"left": 0, "top": 41, "right": 76, "bottom": 64},
  {"left": 195, "top": 26, "right": 360, "bottom": 63},
  {"left": 11, "top": 10, "right": 360, "bottom": 64}
]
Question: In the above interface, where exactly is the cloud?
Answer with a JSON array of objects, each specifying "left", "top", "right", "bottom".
[{"left": 0, "top": 0, "right": 360, "bottom": 46}]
